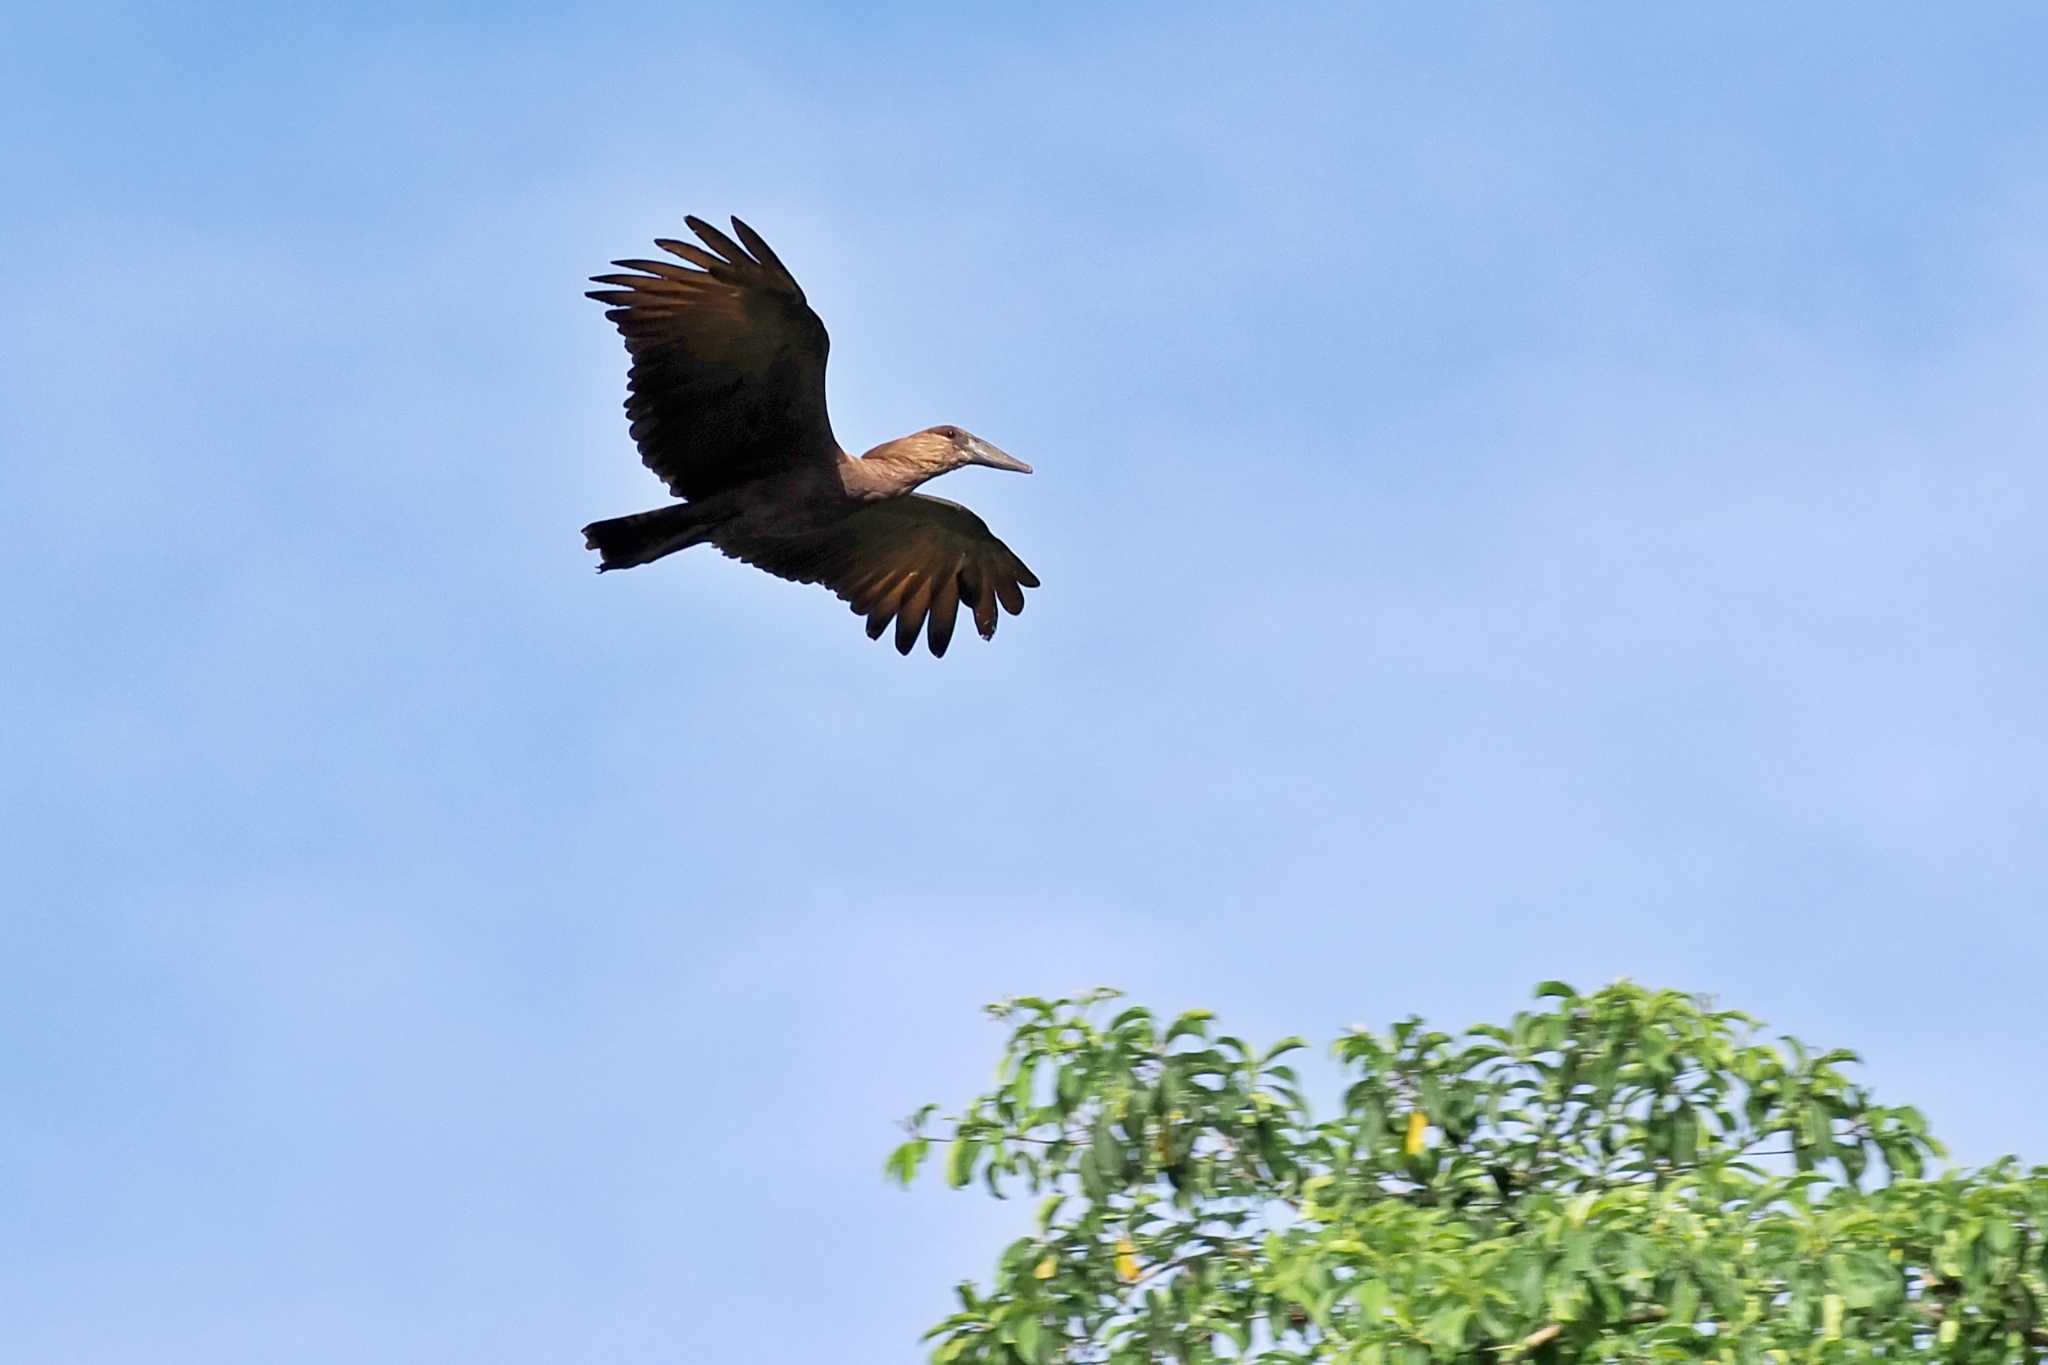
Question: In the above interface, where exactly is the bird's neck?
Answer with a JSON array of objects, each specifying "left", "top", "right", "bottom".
[{"left": 841, "top": 445, "right": 941, "bottom": 501}]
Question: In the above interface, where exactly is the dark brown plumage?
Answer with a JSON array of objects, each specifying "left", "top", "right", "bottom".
[{"left": 582, "top": 215, "right": 1038, "bottom": 657}]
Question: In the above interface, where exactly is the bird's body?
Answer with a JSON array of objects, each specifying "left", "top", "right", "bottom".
[{"left": 582, "top": 216, "right": 1037, "bottom": 657}]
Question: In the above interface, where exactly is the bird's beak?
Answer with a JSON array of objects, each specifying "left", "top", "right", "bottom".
[{"left": 966, "top": 438, "right": 1032, "bottom": 474}]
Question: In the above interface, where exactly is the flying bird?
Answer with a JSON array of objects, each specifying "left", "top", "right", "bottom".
[{"left": 581, "top": 216, "right": 1039, "bottom": 657}]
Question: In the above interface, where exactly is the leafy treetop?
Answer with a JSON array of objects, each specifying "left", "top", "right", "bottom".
[{"left": 890, "top": 981, "right": 2048, "bottom": 1363}]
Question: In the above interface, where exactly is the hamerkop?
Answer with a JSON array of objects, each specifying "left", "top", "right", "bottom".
[{"left": 582, "top": 216, "right": 1039, "bottom": 657}]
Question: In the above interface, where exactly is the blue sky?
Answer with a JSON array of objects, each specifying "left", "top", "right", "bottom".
[{"left": 5, "top": 3, "right": 2046, "bottom": 1359}]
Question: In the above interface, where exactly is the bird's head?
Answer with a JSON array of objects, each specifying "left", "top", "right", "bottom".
[
  {"left": 918, "top": 424, "right": 1034, "bottom": 476},
  {"left": 858, "top": 425, "right": 1032, "bottom": 496}
]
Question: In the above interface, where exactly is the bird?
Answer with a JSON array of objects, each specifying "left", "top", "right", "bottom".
[{"left": 581, "top": 215, "right": 1039, "bottom": 658}]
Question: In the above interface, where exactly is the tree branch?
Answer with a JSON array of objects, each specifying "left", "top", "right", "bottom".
[{"left": 1498, "top": 1307, "right": 1667, "bottom": 1358}]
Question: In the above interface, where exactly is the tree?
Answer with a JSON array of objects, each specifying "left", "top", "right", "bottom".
[{"left": 888, "top": 981, "right": 2048, "bottom": 1363}]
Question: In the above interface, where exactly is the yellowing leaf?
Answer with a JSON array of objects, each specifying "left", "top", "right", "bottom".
[
  {"left": 1033, "top": 1254, "right": 1056, "bottom": 1280},
  {"left": 1115, "top": 1236, "right": 1140, "bottom": 1283},
  {"left": 1822, "top": 1293, "right": 1843, "bottom": 1341},
  {"left": 1404, "top": 1110, "right": 1428, "bottom": 1156}
]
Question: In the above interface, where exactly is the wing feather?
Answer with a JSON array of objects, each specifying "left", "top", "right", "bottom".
[
  {"left": 684, "top": 215, "right": 755, "bottom": 268},
  {"left": 730, "top": 218, "right": 801, "bottom": 292},
  {"left": 589, "top": 217, "right": 836, "bottom": 498},
  {"left": 713, "top": 495, "right": 1037, "bottom": 657},
  {"left": 925, "top": 563, "right": 962, "bottom": 658}
]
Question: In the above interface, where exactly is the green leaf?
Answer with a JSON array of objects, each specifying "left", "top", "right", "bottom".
[
  {"left": 886, "top": 1139, "right": 928, "bottom": 1187},
  {"left": 1423, "top": 1304, "right": 1472, "bottom": 1352},
  {"left": 1078, "top": 1150, "right": 1107, "bottom": 1201},
  {"left": 1262, "top": 1036, "right": 1309, "bottom": 1064},
  {"left": 1007, "top": 1057, "right": 1037, "bottom": 1118},
  {"left": 1055, "top": 1065, "right": 1084, "bottom": 1116},
  {"left": 1356, "top": 1092, "right": 1387, "bottom": 1147},
  {"left": 947, "top": 1138, "right": 980, "bottom": 1188},
  {"left": 1671, "top": 1106, "right": 1699, "bottom": 1167},
  {"left": 1012, "top": 1313, "right": 1045, "bottom": 1365},
  {"left": 1091, "top": 1118, "right": 1126, "bottom": 1182},
  {"left": 1667, "top": 1271, "right": 1699, "bottom": 1328},
  {"left": 1514, "top": 1256, "right": 1545, "bottom": 1315}
]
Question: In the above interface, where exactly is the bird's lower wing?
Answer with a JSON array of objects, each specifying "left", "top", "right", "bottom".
[{"left": 715, "top": 495, "right": 1039, "bottom": 657}]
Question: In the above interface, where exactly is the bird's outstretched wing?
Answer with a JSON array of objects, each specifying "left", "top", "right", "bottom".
[
  {"left": 588, "top": 217, "right": 836, "bottom": 500},
  {"left": 716, "top": 495, "right": 1040, "bottom": 657}
]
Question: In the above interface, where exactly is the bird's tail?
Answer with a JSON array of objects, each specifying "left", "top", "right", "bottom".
[{"left": 582, "top": 503, "right": 715, "bottom": 571}]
